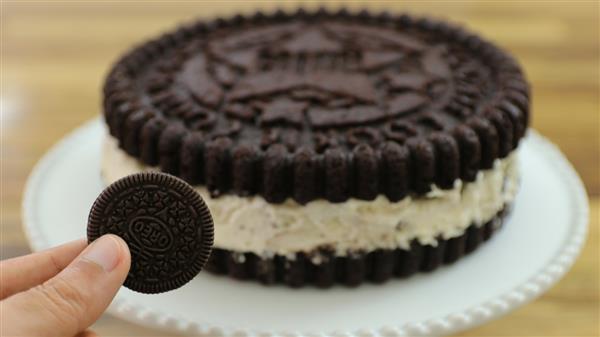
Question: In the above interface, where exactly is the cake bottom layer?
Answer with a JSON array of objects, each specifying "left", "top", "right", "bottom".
[{"left": 205, "top": 207, "right": 510, "bottom": 288}]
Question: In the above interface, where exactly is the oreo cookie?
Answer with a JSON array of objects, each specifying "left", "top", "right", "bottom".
[{"left": 88, "top": 172, "right": 214, "bottom": 294}]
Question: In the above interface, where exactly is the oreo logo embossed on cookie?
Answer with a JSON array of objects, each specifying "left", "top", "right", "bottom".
[{"left": 87, "top": 172, "right": 213, "bottom": 294}]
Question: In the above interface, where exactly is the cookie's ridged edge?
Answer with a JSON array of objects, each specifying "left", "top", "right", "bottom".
[
  {"left": 102, "top": 8, "right": 530, "bottom": 204},
  {"left": 204, "top": 206, "right": 509, "bottom": 287},
  {"left": 87, "top": 172, "right": 214, "bottom": 294}
]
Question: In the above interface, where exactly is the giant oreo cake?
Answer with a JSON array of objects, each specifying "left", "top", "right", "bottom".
[{"left": 101, "top": 9, "right": 529, "bottom": 287}]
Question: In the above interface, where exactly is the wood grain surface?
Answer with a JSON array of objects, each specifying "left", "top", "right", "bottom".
[{"left": 2, "top": 1, "right": 598, "bottom": 336}]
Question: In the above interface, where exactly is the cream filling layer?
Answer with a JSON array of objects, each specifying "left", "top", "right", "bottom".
[{"left": 101, "top": 135, "right": 519, "bottom": 257}]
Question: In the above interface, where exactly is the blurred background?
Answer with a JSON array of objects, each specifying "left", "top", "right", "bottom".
[{"left": 2, "top": 1, "right": 598, "bottom": 336}]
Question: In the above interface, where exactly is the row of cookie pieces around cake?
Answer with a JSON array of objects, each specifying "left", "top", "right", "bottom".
[
  {"left": 204, "top": 208, "right": 508, "bottom": 288},
  {"left": 104, "top": 104, "right": 525, "bottom": 205}
]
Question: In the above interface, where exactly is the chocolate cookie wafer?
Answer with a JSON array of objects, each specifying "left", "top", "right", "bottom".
[
  {"left": 103, "top": 9, "right": 529, "bottom": 204},
  {"left": 88, "top": 172, "right": 213, "bottom": 294}
]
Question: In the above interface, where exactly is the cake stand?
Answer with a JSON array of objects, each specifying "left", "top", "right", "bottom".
[{"left": 22, "top": 118, "right": 588, "bottom": 337}]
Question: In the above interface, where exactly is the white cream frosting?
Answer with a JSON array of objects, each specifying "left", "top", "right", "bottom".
[{"left": 101, "top": 135, "right": 519, "bottom": 257}]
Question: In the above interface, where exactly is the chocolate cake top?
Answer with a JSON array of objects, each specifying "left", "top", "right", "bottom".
[{"left": 104, "top": 9, "right": 530, "bottom": 204}]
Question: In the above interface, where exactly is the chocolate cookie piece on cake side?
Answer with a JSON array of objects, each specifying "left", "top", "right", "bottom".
[{"left": 101, "top": 9, "right": 529, "bottom": 287}]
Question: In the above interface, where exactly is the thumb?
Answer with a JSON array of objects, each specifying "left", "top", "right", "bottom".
[{"left": 1, "top": 235, "right": 131, "bottom": 337}]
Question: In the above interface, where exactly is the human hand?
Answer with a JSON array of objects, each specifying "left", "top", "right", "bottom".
[{"left": 0, "top": 235, "right": 131, "bottom": 337}]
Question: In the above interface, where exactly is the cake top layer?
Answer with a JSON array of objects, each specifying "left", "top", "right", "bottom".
[{"left": 104, "top": 9, "right": 529, "bottom": 204}]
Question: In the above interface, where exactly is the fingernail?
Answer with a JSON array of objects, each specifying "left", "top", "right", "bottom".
[{"left": 81, "top": 235, "right": 123, "bottom": 272}]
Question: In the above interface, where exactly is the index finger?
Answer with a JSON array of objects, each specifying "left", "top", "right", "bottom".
[{"left": 0, "top": 239, "right": 87, "bottom": 300}]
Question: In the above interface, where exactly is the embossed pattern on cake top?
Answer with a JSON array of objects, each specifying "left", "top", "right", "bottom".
[{"left": 149, "top": 21, "right": 471, "bottom": 150}]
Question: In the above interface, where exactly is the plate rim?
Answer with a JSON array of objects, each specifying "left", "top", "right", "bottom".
[{"left": 21, "top": 118, "right": 589, "bottom": 337}]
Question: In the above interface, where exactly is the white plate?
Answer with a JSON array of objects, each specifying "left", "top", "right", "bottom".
[{"left": 22, "top": 119, "right": 588, "bottom": 337}]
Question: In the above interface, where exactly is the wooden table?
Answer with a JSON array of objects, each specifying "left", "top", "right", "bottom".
[{"left": 2, "top": 1, "right": 598, "bottom": 336}]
